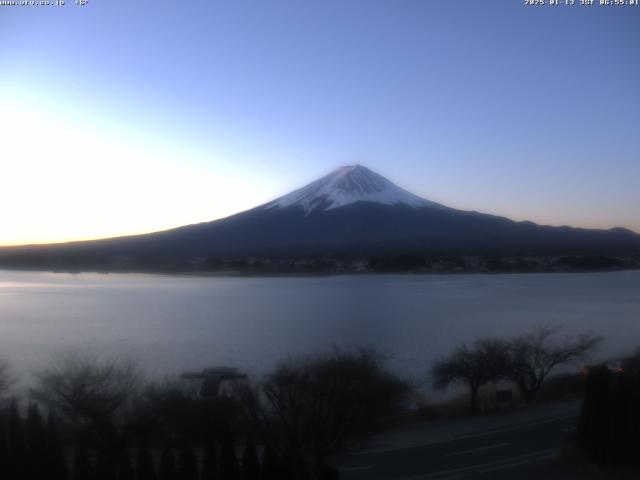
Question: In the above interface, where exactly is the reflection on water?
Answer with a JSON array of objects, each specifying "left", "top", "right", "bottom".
[{"left": 0, "top": 269, "right": 639, "bottom": 390}]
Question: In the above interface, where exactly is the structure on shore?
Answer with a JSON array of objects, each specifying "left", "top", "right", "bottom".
[{"left": 181, "top": 366, "right": 247, "bottom": 397}]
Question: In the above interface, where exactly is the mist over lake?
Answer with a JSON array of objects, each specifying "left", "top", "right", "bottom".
[{"left": 1, "top": 269, "right": 639, "bottom": 390}]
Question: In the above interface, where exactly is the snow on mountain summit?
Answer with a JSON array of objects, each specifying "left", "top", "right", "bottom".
[{"left": 266, "top": 165, "right": 444, "bottom": 214}]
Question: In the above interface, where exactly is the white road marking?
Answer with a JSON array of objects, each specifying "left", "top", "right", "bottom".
[{"left": 443, "top": 442, "right": 507, "bottom": 457}]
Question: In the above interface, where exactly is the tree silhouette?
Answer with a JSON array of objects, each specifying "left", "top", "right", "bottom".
[
  {"left": 577, "top": 365, "right": 612, "bottom": 463},
  {"left": 117, "top": 451, "right": 134, "bottom": 480},
  {"left": 158, "top": 447, "right": 178, "bottom": 480},
  {"left": 260, "top": 443, "right": 279, "bottom": 480},
  {"left": 0, "top": 416, "right": 9, "bottom": 479},
  {"left": 136, "top": 444, "right": 157, "bottom": 480},
  {"left": 219, "top": 425, "right": 240, "bottom": 480},
  {"left": 73, "top": 446, "right": 95, "bottom": 480},
  {"left": 506, "top": 325, "right": 601, "bottom": 403},
  {"left": 241, "top": 437, "right": 260, "bottom": 480},
  {"left": 177, "top": 442, "right": 198, "bottom": 480},
  {"left": 201, "top": 439, "right": 219, "bottom": 480},
  {"left": 277, "top": 453, "right": 295, "bottom": 480},
  {"left": 33, "top": 353, "right": 139, "bottom": 432},
  {"left": 8, "top": 399, "right": 27, "bottom": 479},
  {"left": 26, "top": 403, "right": 48, "bottom": 479},
  {"left": 254, "top": 348, "right": 408, "bottom": 475},
  {"left": 608, "top": 371, "right": 632, "bottom": 465},
  {"left": 577, "top": 356, "right": 640, "bottom": 466},
  {"left": 95, "top": 452, "right": 116, "bottom": 480},
  {"left": 46, "top": 412, "right": 70, "bottom": 480},
  {"left": 433, "top": 339, "right": 510, "bottom": 414}
]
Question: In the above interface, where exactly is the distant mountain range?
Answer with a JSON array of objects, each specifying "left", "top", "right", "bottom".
[{"left": 1, "top": 165, "right": 639, "bottom": 273}]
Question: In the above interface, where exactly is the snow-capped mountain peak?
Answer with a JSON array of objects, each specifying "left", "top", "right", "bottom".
[{"left": 266, "top": 165, "right": 444, "bottom": 214}]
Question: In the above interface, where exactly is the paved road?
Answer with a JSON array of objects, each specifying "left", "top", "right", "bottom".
[{"left": 333, "top": 413, "right": 578, "bottom": 480}]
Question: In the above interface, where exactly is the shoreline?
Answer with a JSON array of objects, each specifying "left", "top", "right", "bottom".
[{"left": 1, "top": 265, "right": 639, "bottom": 278}]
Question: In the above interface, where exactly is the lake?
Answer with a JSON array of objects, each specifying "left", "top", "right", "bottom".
[{"left": 1, "top": 269, "right": 639, "bottom": 392}]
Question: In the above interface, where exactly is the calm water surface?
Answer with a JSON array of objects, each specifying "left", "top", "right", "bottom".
[{"left": 1, "top": 270, "right": 639, "bottom": 389}]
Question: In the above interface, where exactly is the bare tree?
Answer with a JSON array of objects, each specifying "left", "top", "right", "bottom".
[
  {"left": 129, "top": 377, "right": 241, "bottom": 443},
  {"left": 237, "top": 348, "right": 409, "bottom": 479},
  {"left": 506, "top": 324, "right": 602, "bottom": 403},
  {"left": 32, "top": 352, "right": 140, "bottom": 432},
  {"left": 432, "top": 338, "right": 510, "bottom": 414}
]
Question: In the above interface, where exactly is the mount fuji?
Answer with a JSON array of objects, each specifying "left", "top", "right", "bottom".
[
  {"left": 265, "top": 165, "right": 443, "bottom": 213},
  {"left": 1, "top": 165, "right": 639, "bottom": 272}
]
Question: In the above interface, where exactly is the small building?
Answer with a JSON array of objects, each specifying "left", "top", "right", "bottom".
[{"left": 181, "top": 366, "right": 247, "bottom": 398}]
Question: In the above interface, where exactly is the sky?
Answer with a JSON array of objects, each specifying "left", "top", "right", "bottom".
[{"left": 1, "top": 0, "right": 638, "bottom": 245}]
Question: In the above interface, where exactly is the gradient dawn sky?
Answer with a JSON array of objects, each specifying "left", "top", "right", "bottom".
[{"left": 1, "top": 0, "right": 638, "bottom": 245}]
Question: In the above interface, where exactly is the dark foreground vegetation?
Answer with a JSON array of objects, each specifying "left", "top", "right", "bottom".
[
  {"left": 0, "top": 349, "right": 408, "bottom": 480},
  {"left": 575, "top": 350, "right": 640, "bottom": 467},
  {"left": 0, "top": 325, "right": 625, "bottom": 479},
  {"left": 431, "top": 331, "right": 640, "bottom": 474}
]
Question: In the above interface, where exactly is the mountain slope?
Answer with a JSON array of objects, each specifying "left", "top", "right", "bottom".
[{"left": 0, "top": 165, "right": 639, "bottom": 272}]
